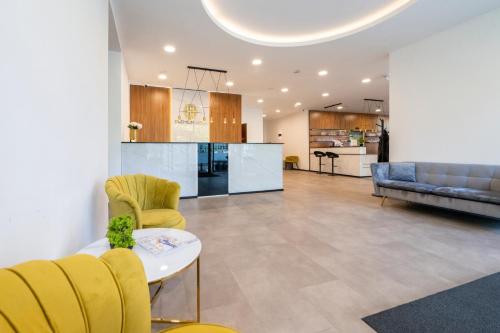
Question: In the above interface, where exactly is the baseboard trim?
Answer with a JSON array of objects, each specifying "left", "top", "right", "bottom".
[
  {"left": 229, "top": 189, "right": 284, "bottom": 195},
  {"left": 181, "top": 189, "right": 284, "bottom": 199}
]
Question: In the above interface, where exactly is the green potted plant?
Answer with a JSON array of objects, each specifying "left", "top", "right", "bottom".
[{"left": 106, "top": 215, "right": 136, "bottom": 249}]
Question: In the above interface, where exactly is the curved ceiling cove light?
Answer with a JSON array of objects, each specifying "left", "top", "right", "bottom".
[{"left": 201, "top": 0, "right": 416, "bottom": 47}]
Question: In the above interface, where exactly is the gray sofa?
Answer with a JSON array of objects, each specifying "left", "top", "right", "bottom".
[{"left": 371, "top": 162, "right": 500, "bottom": 219}]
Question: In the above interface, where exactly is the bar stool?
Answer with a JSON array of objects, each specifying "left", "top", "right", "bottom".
[
  {"left": 326, "top": 152, "right": 339, "bottom": 176},
  {"left": 313, "top": 151, "right": 327, "bottom": 174}
]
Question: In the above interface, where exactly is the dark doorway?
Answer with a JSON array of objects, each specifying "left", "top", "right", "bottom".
[
  {"left": 197, "top": 143, "right": 228, "bottom": 196},
  {"left": 241, "top": 123, "right": 247, "bottom": 143}
]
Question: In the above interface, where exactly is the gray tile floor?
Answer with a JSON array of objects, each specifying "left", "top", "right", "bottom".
[{"left": 152, "top": 170, "right": 500, "bottom": 333}]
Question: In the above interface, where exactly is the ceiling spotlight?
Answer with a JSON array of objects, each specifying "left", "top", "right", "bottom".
[
  {"left": 337, "top": 105, "right": 343, "bottom": 110},
  {"left": 252, "top": 58, "right": 262, "bottom": 65},
  {"left": 262, "top": 114, "right": 267, "bottom": 118},
  {"left": 318, "top": 70, "right": 328, "bottom": 76},
  {"left": 362, "top": 78, "right": 371, "bottom": 83},
  {"left": 163, "top": 45, "right": 176, "bottom": 53},
  {"left": 375, "top": 108, "right": 382, "bottom": 112},
  {"left": 275, "top": 109, "right": 281, "bottom": 113},
  {"left": 294, "top": 102, "right": 302, "bottom": 107},
  {"left": 226, "top": 81, "right": 234, "bottom": 87},
  {"left": 158, "top": 73, "right": 167, "bottom": 80},
  {"left": 281, "top": 87, "right": 289, "bottom": 93},
  {"left": 257, "top": 99, "right": 264, "bottom": 103},
  {"left": 322, "top": 92, "right": 329, "bottom": 97}
]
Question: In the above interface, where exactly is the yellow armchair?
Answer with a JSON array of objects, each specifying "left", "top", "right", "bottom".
[
  {"left": 105, "top": 174, "right": 186, "bottom": 230},
  {"left": 0, "top": 249, "right": 237, "bottom": 333}
]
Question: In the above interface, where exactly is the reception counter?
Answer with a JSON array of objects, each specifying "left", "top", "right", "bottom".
[
  {"left": 122, "top": 143, "right": 283, "bottom": 197},
  {"left": 309, "top": 146, "right": 377, "bottom": 177}
]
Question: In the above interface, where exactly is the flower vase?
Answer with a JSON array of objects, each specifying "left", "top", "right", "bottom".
[{"left": 130, "top": 129, "right": 138, "bottom": 142}]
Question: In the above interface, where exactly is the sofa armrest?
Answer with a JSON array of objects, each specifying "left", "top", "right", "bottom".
[
  {"left": 371, "top": 163, "right": 389, "bottom": 196},
  {"left": 156, "top": 180, "right": 181, "bottom": 210},
  {"left": 109, "top": 193, "right": 143, "bottom": 229}
]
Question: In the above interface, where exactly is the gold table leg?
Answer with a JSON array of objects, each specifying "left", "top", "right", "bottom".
[
  {"left": 151, "top": 257, "right": 201, "bottom": 325},
  {"left": 150, "top": 280, "right": 165, "bottom": 305}
]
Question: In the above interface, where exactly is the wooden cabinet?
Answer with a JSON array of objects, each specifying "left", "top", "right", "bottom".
[
  {"left": 209, "top": 92, "right": 242, "bottom": 143},
  {"left": 309, "top": 111, "right": 384, "bottom": 130},
  {"left": 130, "top": 85, "right": 171, "bottom": 142},
  {"left": 309, "top": 110, "right": 389, "bottom": 149}
]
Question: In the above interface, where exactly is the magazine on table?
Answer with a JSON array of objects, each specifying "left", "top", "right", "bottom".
[{"left": 137, "top": 234, "right": 198, "bottom": 256}]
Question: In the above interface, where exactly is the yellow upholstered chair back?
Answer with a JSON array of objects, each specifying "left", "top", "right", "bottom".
[
  {"left": 0, "top": 249, "right": 150, "bottom": 333},
  {"left": 105, "top": 174, "right": 181, "bottom": 228},
  {"left": 284, "top": 156, "right": 299, "bottom": 163}
]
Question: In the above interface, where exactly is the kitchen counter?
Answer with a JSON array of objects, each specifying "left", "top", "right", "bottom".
[{"left": 309, "top": 146, "right": 377, "bottom": 177}]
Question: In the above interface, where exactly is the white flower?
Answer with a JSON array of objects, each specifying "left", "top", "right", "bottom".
[{"left": 128, "top": 122, "right": 143, "bottom": 130}]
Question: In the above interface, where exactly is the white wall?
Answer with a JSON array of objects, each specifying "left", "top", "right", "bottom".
[
  {"left": 108, "top": 51, "right": 129, "bottom": 175},
  {"left": 108, "top": 51, "right": 122, "bottom": 176},
  {"left": 390, "top": 8, "right": 500, "bottom": 164},
  {"left": 0, "top": 0, "right": 109, "bottom": 266},
  {"left": 264, "top": 111, "right": 309, "bottom": 169},
  {"left": 242, "top": 107, "right": 263, "bottom": 143},
  {"left": 121, "top": 60, "right": 130, "bottom": 142}
]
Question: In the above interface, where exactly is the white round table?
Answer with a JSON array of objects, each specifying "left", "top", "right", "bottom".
[{"left": 79, "top": 228, "right": 202, "bottom": 324}]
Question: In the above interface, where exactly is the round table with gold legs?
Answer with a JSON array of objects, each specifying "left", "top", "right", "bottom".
[{"left": 79, "top": 228, "right": 202, "bottom": 325}]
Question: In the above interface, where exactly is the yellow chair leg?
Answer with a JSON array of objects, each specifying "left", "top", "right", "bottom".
[{"left": 381, "top": 196, "right": 387, "bottom": 206}]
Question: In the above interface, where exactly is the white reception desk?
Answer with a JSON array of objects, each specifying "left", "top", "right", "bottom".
[
  {"left": 309, "top": 146, "right": 377, "bottom": 177},
  {"left": 122, "top": 143, "right": 283, "bottom": 197}
]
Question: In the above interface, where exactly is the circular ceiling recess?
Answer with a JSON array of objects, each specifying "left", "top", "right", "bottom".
[{"left": 201, "top": 0, "right": 416, "bottom": 47}]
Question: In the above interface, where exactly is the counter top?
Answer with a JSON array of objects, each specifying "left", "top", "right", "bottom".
[
  {"left": 310, "top": 146, "right": 366, "bottom": 148},
  {"left": 122, "top": 142, "right": 283, "bottom": 144}
]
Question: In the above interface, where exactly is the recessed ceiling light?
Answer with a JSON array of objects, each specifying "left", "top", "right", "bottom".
[
  {"left": 294, "top": 102, "right": 302, "bottom": 107},
  {"left": 375, "top": 108, "right": 382, "bottom": 112},
  {"left": 281, "top": 87, "right": 288, "bottom": 93},
  {"left": 318, "top": 70, "right": 328, "bottom": 76},
  {"left": 337, "top": 105, "right": 343, "bottom": 110},
  {"left": 252, "top": 58, "right": 262, "bottom": 65},
  {"left": 226, "top": 81, "right": 234, "bottom": 87},
  {"left": 163, "top": 45, "right": 176, "bottom": 53},
  {"left": 158, "top": 73, "right": 167, "bottom": 80},
  {"left": 362, "top": 78, "right": 371, "bottom": 84},
  {"left": 322, "top": 92, "right": 329, "bottom": 97},
  {"left": 257, "top": 99, "right": 264, "bottom": 103},
  {"left": 275, "top": 109, "right": 281, "bottom": 113},
  {"left": 262, "top": 114, "right": 267, "bottom": 118}
]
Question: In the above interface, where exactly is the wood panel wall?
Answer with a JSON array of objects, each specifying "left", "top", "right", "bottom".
[
  {"left": 309, "top": 110, "right": 388, "bottom": 130},
  {"left": 130, "top": 85, "right": 171, "bottom": 142},
  {"left": 209, "top": 92, "right": 242, "bottom": 143}
]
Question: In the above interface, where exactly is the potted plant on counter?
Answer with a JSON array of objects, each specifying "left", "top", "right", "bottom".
[
  {"left": 128, "top": 122, "right": 143, "bottom": 142},
  {"left": 107, "top": 215, "right": 136, "bottom": 249}
]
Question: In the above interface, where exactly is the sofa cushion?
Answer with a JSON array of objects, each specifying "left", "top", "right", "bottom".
[
  {"left": 432, "top": 187, "right": 500, "bottom": 205},
  {"left": 142, "top": 209, "right": 186, "bottom": 229},
  {"left": 389, "top": 163, "right": 416, "bottom": 182},
  {"left": 377, "top": 179, "right": 438, "bottom": 194},
  {"left": 415, "top": 162, "right": 500, "bottom": 191}
]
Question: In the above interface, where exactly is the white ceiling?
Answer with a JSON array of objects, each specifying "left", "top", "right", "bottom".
[{"left": 111, "top": 0, "right": 500, "bottom": 119}]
